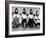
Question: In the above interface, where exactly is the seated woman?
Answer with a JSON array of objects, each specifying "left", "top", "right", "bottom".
[
  {"left": 33, "top": 11, "right": 40, "bottom": 28},
  {"left": 35, "top": 11, "right": 40, "bottom": 28},
  {"left": 21, "top": 8, "right": 27, "bottom": 28},
  {"left": 28, "top": 9, "right": 35, "bottom": 28}
]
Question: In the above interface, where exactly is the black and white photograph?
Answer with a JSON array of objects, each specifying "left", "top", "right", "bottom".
[
  {"left": 12, "top": 7, "right": 40, "bottom": 31},
  {"left": 5, "top": 1, "right": 45, "bottom": 37}
]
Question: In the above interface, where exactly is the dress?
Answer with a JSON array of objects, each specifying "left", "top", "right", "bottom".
[{"left": 21, "top": 14, "right": 27, "bottom": 28}]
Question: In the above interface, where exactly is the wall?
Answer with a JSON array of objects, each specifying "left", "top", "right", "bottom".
[{"left": 0, "top": 0, "right": 46, "bottom": 38}]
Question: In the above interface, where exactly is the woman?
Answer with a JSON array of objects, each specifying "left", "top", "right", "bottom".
[
  {"left": 21, "top": 8, "right": 27, "bottom": 28},
  {"left": 35, "top": 11, "right": 40, "bottom": 28},
  {"left": 12, "top": 8, "right": 19, "bottom": 29},
  {"left": 33, "top": 11, "right": 40, "bottom": 28},
  {"left": 28, "top": 9, "right": 35, "bottom": 28}
]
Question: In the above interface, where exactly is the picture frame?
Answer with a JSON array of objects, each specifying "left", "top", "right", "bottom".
[{"left": 5, "top": 1, "right": 45, "bottom": 37}]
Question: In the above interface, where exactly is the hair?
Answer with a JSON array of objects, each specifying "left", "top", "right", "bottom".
[
  {"left": 26, "top": 14, "right": 29, "bottom": 16},
  {"left": 33, "top": 14, "right": 35, "bottom": 16},
  {"left": 20, "top": 13, "right": 22, "bottom": 15},
  {"left": 14, "top": 8, "right": 18, "bottom": 14},
  {"left": 36, "top": 11, "right": 38, "bottom": 13},
  {"left": 22, "top": 8, "right": 26, "bottom": 15},
  {"left": 30, "top": 9, "right": 33, "bottom": 15},
  {"left": 36, "top": 11, "right": 39, "bottom": 16}
]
